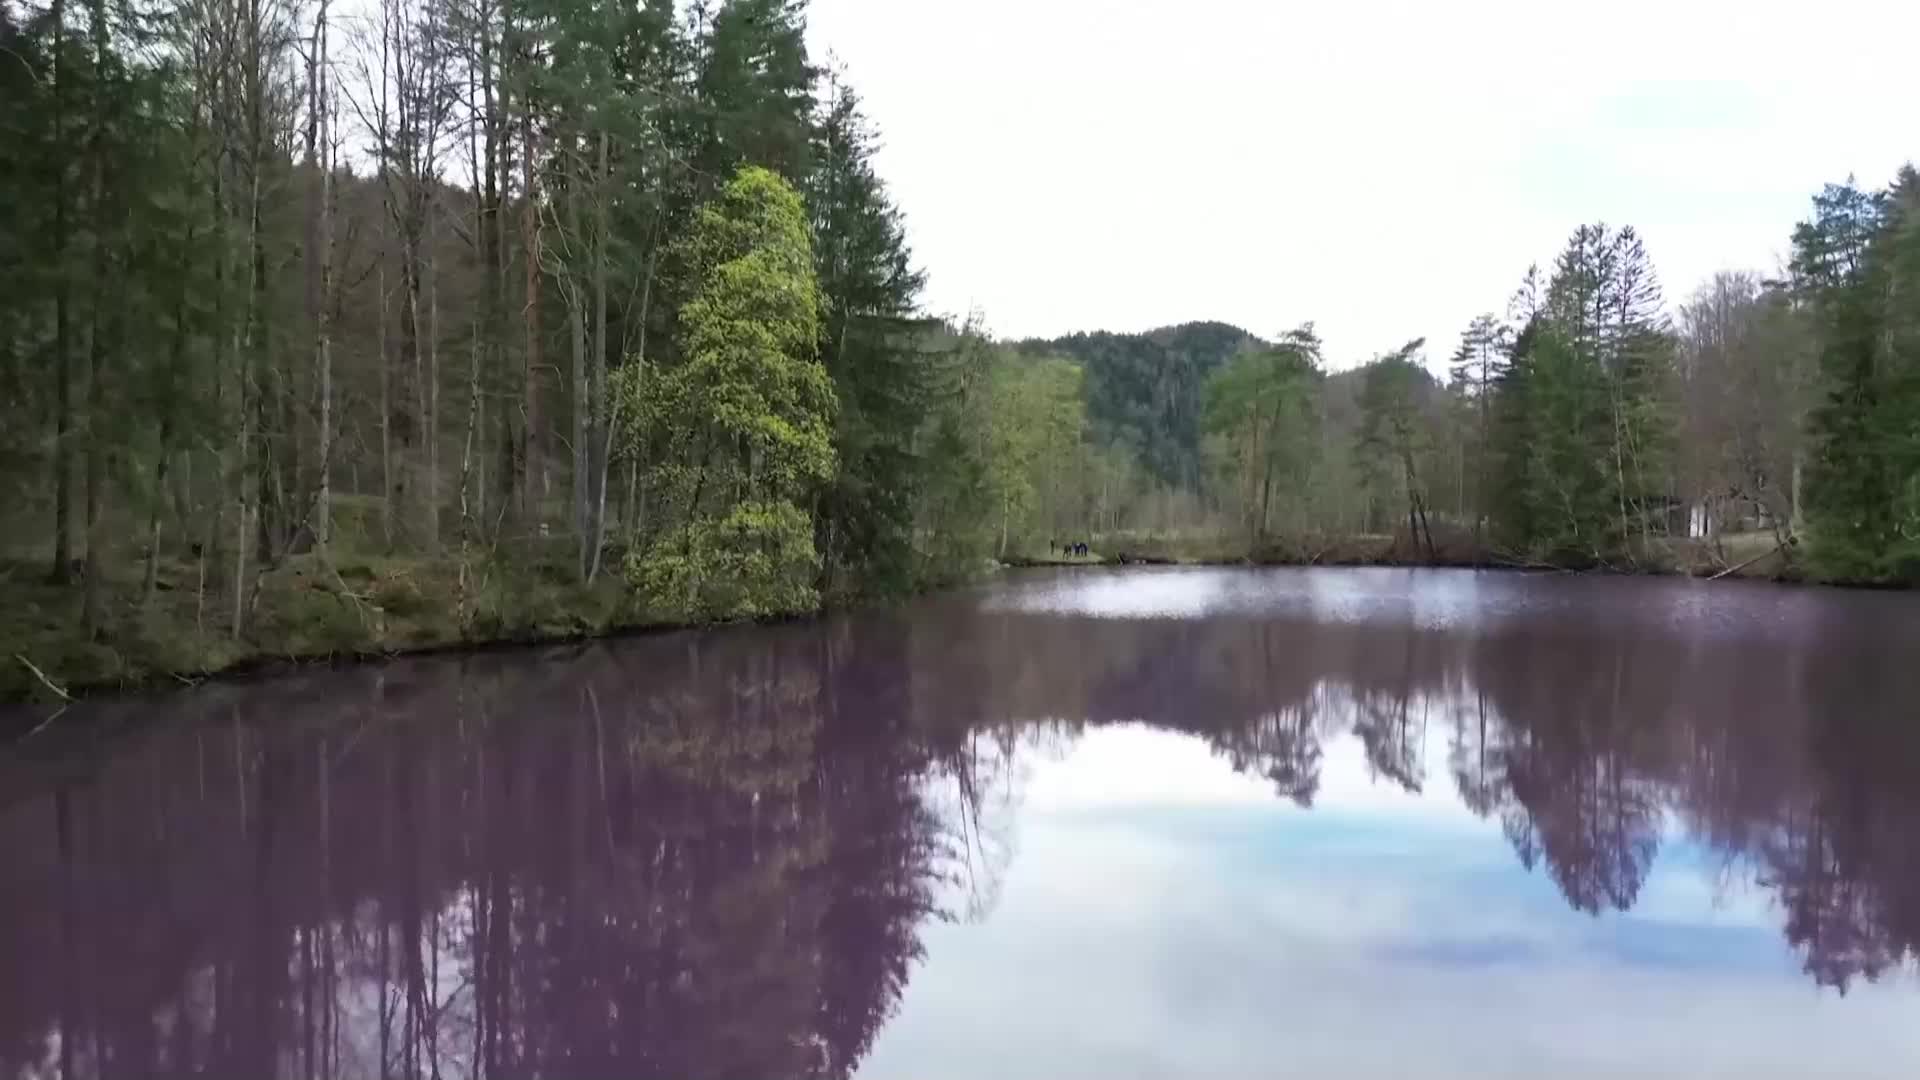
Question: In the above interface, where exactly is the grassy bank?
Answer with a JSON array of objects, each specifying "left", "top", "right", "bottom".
[{"left": 0, "top": 544, "right": 650, "bottom": 706}]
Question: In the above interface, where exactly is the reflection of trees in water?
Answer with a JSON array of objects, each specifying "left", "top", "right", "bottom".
[
  {"left": 925, "top": 724, "right": 1039, "bottom": 924},
  {"left": 1469, "top": 634, "right": 1669, "bottom": 914},
  {"left": 930, "top": 596, "right": 1920, "bottom": 993},
  {"left": 0, "top": 618, "right": 950, "bottom": 1079},
  {"left": 6, "top": 582, "right": 1920, "bottom": 1078}
]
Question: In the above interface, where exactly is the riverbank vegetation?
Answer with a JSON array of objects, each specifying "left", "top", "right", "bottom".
[{"left": 2, "top": 0, "right": 1918, "bottom": 699}]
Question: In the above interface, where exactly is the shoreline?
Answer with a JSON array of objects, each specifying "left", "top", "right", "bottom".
[
  {"left": 995, "top": 544, "right": 1806, "bottom": 582},
  {"left": 0, "top": 540, "right": 1850, "bottom": 710}
]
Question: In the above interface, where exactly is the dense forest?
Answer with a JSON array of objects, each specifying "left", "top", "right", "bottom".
[{"left": 2, "top": 0, "right": 1918, "bottom": 697}]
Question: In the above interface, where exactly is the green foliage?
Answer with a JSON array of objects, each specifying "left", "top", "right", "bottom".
[
  {"left": 1357, "top": 340, "right": 1438, "bottom": 536},
  {"left": 637, "top": 166, "right": 835, "bottom": 503},
  {"left": 1449, "top": 314, "right": 1510, "bottom": 531},
  {"left": 907, "top": 324, "right": 1002, "bottom": 581},
  {"left": 806, "top": 76, "right": 931, "bottom": 598},
  {"left": 1794, "top": 170, "right": 1920, "bottom": 582},
  {"left": 625, "top": 166, "right": 835, "bottom": 613},
  {"left": 1021, "top": 321, "right": 1265, "bottom": 492},
  {"left": 900, "top": 324, "right": 1129, "bottom": 571},
  {"left": 1203, "top": 327, "right": 1323, "bottom": 545},
  {"left": 986, "top": 353, "right": 1086, "bottom": 554},
  {"left": 1495, "top": 322, "right": 1613, "bottom": 558},
  {"left": 693, "top": 0, "right": 818, "bottom": 185},
  {"left": 1485, "top": 225, "right": 1678, "bottom": 565},
  {"left": 630, "top": 500, "right": 819, "bottom": 620}
]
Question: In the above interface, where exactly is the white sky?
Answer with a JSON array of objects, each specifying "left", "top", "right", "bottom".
[{"left": 806, "top": 0, "right": 1919, "bottom": 370}]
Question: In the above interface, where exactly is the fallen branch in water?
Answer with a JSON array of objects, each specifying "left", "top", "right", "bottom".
[
  {"left": 14, "top": 654, "right": 70, "bottom": 702},
  {"left": 1709, "top": 542, "right": 1786, "bottom": 580}
]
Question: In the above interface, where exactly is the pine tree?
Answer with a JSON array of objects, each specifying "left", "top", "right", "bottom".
[
  {"left": 1489, "top": 225, "right": 1676, "bottom": 564},
  {"left": 1795, "top": 172, "right": 1920, "bottom": 581},
  {"left": 696, "top": 0, "right": 816, "bottom": 179},
  {"left": 1448, "top": 313, "right": 1508, "bottom": 536},
  {"left": 806, "top": 72, "right": 927, "bottom": 596}
]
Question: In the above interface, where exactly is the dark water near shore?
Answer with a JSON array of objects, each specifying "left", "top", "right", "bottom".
[{"left": 4, "top": 567, "right": 1920, "bottom": 1079}]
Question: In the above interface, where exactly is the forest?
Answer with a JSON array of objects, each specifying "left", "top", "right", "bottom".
[{"left": 2, "top": 0, "right": 1919, "bottom": 698}]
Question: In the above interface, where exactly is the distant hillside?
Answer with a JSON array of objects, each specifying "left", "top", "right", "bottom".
[{"left": 1013, "top": 321, "right": 1269, "bottom": 490}]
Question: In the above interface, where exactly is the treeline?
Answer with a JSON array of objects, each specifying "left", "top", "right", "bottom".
[
  {"left": 984, "top": 171, "right": 1920, "bottom": 582},
  {"left": 0, "top": 0, "right": 1081, "bottom": 677}
]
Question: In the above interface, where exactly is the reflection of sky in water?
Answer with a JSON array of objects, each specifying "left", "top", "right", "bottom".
[
  {"left": 860, "top": 724, "right": 1920, "bottom": 1080},
  {"left": 981, "top": 566, "right": 1517, "bottom": 627},
  {"left": 977, "top": 565, "right": 1838, "bottom": 643}
]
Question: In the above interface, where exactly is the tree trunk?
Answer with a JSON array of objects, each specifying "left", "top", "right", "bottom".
[
  {"left": 48, "top": 0, "right": 72, "bottom": 584},
  {"left": 1611, "top": 392, "right": 1631, "bottom": 558},
  {"left": 1258, "top": 429, "right": 1276, "bottom": 548},
  {"left": 379, "top": 262, "right": 393, "bottom": 548},
  {"left": 1402, "top": 451, "right": 1433, "bottom": 560},
  {"left": 570, "top": 294, "right": 587, "bottom": 572},
  {"left": 568, "top": 147, "right": 589, "bottom": 575},
  {"left": 145, "top": 440, "right": 168, "bottom": 603},
  {"left": 83, "top": 280, "right": 107, "bottom": 636},
  {"left": 520, "top": 89, "right": 542, "bottom": 525},
  {"left": 427, "top": 222, "right": 441, "bottom": 551},
  {"left": 482, "top": 0, "right": 512, "bottom": 518},
  {"left": 461, "top": 314, "right": 481, "bottom": 543},
  {"left": 312, "top": 0, "right": 334, "bottom": 549},
  {"left": 246, "top": 0, "right": 274, "bottom": 566},
  {"left": 587, "top": 129, "right": 610, "bottom": 582},
  {"left": 232, "top": 461, "right": 250, "bottom": 641},
  {"left": 1790, "top": 451, "right": 1804, "bottom": 534},
  {"left": 625, "top": 457, "right": 639, "bottom": 543},
  {"left": 82, "top": 0, "right": 112, "bottom": 636},
  {"left": 405, "top": 254, "right": 425, "bottom": 548}
]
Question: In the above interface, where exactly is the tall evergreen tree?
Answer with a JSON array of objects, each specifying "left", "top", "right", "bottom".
[
  {"left": 1489, "top": 225, "right": 1676, "bottom": 564},
  {"left": 693, "top": 0, "right": 816, "bottom": 185},
  {"left": 806, "top": 73, "right": 927, "bottom": 596},
  {"left": 1449, "top": 313, "right": 1508, "bottom": 535},
  {"left": 1794, "top": 172, "right": 1920, "bottom": 581}
]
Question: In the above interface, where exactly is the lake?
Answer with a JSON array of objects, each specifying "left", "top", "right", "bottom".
[{"left": 3, "top": 566, "right": 1920, "bottom": 1079}]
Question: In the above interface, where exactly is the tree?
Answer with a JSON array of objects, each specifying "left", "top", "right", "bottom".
[
  {"left": 621, "top": 165, "right": 834, "bottom": 619},
  {"left": 691, "top": 0, "right": 816, "bottom": 187},
  {"left": 1675, "top": 272, "right": 1815, "bottom": 547},
  {"left": 907, "top": 318, "right": 1002, "bottom": 582},
  {"left": 1488, "top": 225, "right": 1677, "bottom": 565},
  {"left": 1448, "top": 313, "right": 1508, "bottom": 537},
  {"left": 806, "top": 72, "right": 927, "bottom": 597},
  {"left": 1023, "top": 320, "right": 1263, "bottom": 494},
  {"left": 981, "top": 353, "right": 1083, "bottom": 557},
  {"left": 1203, "top": 325, "right": 1323, "bottom": 549},
  {"left": 1358, "top": 339, "right": 1438, "bottom": 556},
  {"left": 1793, "top": 171, "right": 1920, "bottom": 582}
]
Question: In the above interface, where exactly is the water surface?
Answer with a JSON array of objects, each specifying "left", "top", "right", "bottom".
[{"left": 4, "top": 567, "right": 1919, "bottom": 1078}]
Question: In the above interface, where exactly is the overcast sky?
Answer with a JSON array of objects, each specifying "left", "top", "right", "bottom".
[{"left": 805, "top": 0, "right": 1918, "bottom": 370}]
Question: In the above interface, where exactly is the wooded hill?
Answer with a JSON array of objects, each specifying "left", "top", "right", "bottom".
[{"left": 1014, "top": 321, "right": 1266, "bottom": 492}]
